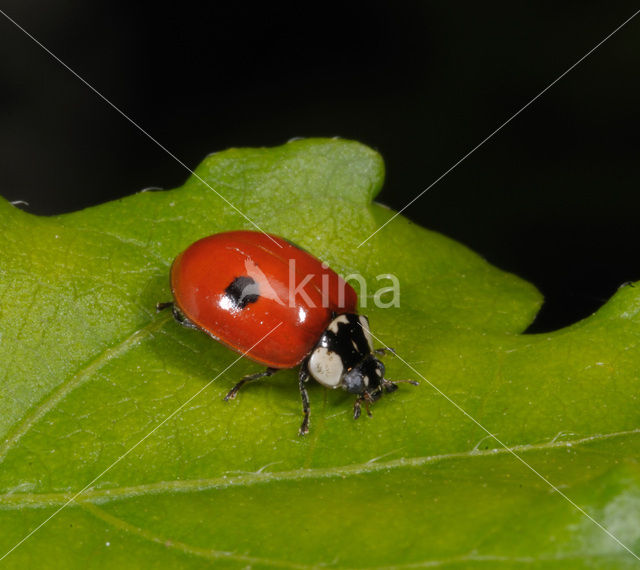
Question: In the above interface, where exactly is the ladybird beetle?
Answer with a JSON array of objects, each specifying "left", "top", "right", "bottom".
[{"left": 158, "top": 230, "right": 416, "bottom": 434}]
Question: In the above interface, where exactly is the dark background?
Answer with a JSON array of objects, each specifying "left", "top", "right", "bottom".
[{"left": 1, "top": 1, "right": 638, "bottom": 332}]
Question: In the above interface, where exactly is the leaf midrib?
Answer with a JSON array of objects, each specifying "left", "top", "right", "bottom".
[{"left": 2, "top": 428, "right": 636, "bottom": 510}]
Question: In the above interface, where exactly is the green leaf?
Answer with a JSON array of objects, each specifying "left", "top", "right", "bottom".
[{"left": 1, "top": 138, "right": 639, "bottom": 568}]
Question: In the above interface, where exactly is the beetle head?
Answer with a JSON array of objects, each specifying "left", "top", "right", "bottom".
[{"left": 342, "top": 355, "right": 386, "bottom": 397}]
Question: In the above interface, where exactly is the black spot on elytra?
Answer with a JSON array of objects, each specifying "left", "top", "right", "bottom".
[{"left": 225, "top": 276, "right": 260, "bottom": 309}]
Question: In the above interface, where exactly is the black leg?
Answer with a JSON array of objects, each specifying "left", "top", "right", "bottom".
[
  {"left": 383, "top": 381, "right": 398, "bottom": 393},
  {"left": 224, "top": 367, "right": 279, "bottom": 401},
  {"left": 363, "top": 392, "right": 374, "bottom": 416},
  {"left": 382, "top": 378, "right": 419, "bottom": 393},
  {"left": 298, "top": 364, "right": 311, "bottom": 435},
  {"left": 353, "top": 394, "right": 374, "bottom": 420},
  {"left": 388, "top": 379, "right": 419, "bottom": 386},
  {"left": 374, "top": 347, "right": 396, "bottom": 357},
  {"left": 353, "top": 397, "right": 363, "bottom": 420},
  {"left": 157, "top": 301, "right": 199, "bottom": 330}
]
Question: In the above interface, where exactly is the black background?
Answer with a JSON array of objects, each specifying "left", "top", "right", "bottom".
[{"left": 1, "top": 1, "right": 638, "bottom": 332}]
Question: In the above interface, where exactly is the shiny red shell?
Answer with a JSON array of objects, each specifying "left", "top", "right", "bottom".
[{"left": 170, "top": 231, "right": 358, "bottom": 368}]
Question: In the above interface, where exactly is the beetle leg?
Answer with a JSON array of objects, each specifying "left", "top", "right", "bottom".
[
  {"left": 224, "top": 367, "right": 279, "bottom": 401},
  {"left": 382, "top": 378, "right": 419, "bottom": 394},
  {"left": 298, "top": 364, "right": 311, "bottom": 435},
  {"left": 353, "top": 397, "right": 363, "bottom": 420},
  {"left": 158, "top": 301, "right": 199, "bottom": 330},
  {"left": 374, "top": 347, "right": 396, "bottom": 357},
  {"left": 354, "top": 392, "right": 377, "bottom": 420},
  {"left": 171, "top": 305, "right": 199, "bottom": 330},
  {"left": 383, "top": 380, "right": 398, "bottom": 393},
  {"left": 363, "top": 392, "right": 375, "bottom": 416},
  {"left": 387, "top": 379, "right": 419, "bottom": 387}
]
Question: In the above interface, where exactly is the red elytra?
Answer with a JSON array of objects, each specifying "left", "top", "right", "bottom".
[{"left": 169, "top": 231, "right": 358, "bottom": 368}]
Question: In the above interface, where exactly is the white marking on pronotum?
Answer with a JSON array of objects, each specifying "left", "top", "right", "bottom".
[
  {"left": 308, "top": 347, "right": 343, "bottom": 388},
  {"left": 328, "top": 315, "right": 349, "bottom": 334},
  {"left": 358, "top": 315, "right": 373, "bottom": 351}
]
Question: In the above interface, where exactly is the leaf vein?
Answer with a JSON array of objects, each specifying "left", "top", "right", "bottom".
[
  {"left": 81, "top": 503, "right": 316, "bottom": 569},
  {"left": 2, "top": 428, "right": 638, "bottom": 510},
  {"left": 0, "top": 313, "right": 171, "bottom": 465}
]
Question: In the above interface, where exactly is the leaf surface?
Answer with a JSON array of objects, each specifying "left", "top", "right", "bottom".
[{"left": 1, "top": 139, "right": 639, "bottom": 568}]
